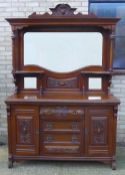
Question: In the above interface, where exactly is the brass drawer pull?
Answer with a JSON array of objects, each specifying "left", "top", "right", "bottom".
[
  {"left": 46, "top": 136, "right": 54, "bottom": 142},
  {"left": 73, "top": 111, "right": 78, "bottom": 115},
  {"left": 72, "top": 122, "right": 78, "bottom": 130},
  {"left": 47, "top": 123, "right": 53, "bottom": 130},
  {"left": 59, "top": 81, "right": 66, "bottom": 86}
]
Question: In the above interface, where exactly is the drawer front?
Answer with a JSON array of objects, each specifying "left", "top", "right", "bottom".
[
  {"left": 43, "top": 133, "right": 80, "bottom": 144},
  {"left": 42, "top": 121, "right": 81, "bottom": 132},
  {"left": 40, "top": 106, "right": 84, "bottom": 120},
  {"left": 43, "top": 144, "right": 80, "bottom": 155}
]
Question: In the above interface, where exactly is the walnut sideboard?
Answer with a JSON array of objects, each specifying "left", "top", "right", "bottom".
[
  {"left": 5, "top": 4, "right": 120, "bottom": 169},
  {"left": 6, "top": 93, "right": 119, "bottom": 169}
]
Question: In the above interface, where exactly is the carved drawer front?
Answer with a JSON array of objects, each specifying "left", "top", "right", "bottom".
[
  {"left": 43, "top": 145, "right": 80, "bottom": 155},
  {"left": 42, "top": 121, "right": 81, "bottom": 132},
  {"left": 43, "top": 133, "right": 80, "bottom": 144},
  {"left": 47, "top": 77, "right": 78, "bottom": 88},
  {"left": 40, "top": 106, "right": 84, "bottom": 120}
]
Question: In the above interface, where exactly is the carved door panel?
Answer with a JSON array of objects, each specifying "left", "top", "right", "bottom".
[
  {"left": 85, "top": 107, "right": 114, "bottom": 157},
  {"left": 12, "top": 105, "right": 39, "bottom": 156}
]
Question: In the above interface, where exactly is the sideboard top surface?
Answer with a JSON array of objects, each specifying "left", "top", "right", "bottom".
[{"left": 5, "top": 92, "right": 120, "bottom": 105}]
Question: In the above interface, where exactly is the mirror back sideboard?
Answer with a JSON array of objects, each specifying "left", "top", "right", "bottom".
[{"left": 5, "top": 4, "right": 120, "bottom": 169}]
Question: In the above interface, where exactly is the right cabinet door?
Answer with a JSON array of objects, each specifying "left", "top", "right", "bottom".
[{"left": 85, "top": 106, "right": 115, "bottom": 157}]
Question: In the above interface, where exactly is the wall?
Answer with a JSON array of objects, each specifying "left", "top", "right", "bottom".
[{"left": 0, "top": 0, "right": 125, "bottom": 144}]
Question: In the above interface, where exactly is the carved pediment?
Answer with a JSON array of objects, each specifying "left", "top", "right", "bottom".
[
  {"left": 29, "top": 4, "right": 95, "bottom": 18},
  {"left": 50, "top": 4, "right": 76, "bottom": 16}
]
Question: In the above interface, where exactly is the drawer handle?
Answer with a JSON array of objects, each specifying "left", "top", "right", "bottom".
[
  {"left": 73, "top": 111, "right": 78, "bottom": 115},
  {"left": 59, "top": 81, "right": 66, "bottom": 86},
  {"left": 97, "top": 128, "right": 101, "bottom": 133},
  {"left": 47, "top": 123, "right": 53, "bottom": 130},
  {"left": 46, "top": 136, "right": 54, "bottom": 142},
  {"left": 72, "top": 122, "right": 78, "bottom": 130}
]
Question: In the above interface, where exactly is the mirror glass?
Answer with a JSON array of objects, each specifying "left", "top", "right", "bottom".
[
  {"left": 24, "top": 32, "right": 103, "bottom": 73},
  {"left": 89, "top": 77, "right": 102, "bottom": 90},
  {"left": 24, "top": 77, "right": 37, "bottom": 89}
]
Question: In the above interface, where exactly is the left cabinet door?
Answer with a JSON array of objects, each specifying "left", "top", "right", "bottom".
[{"left": 11, "top": 105, "right": 39, "bottom": 156}]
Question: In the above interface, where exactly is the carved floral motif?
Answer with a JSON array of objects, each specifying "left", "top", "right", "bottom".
[
  {"left": 92, "top": 119, "right": 107, "bottom": 145},
  {"left": 29, "top": 4, "right": 84, "bottom": 18},
  {"left": 47, "top": 77, "right": 78, "bottom": 88},
  {"left": 18, "top": 119, "right": 32, "bottom": 144},
  {"left": 40, "top": 106, "right": 84, "bottom": 117}
]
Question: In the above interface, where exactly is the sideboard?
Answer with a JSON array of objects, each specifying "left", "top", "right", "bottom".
[{"left": 6, "top": 4, "right": 120, "bottom": 169}]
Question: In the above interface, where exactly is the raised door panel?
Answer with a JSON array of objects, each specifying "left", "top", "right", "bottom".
[
  {"left": 12, "top": 105, "right": 39, "bottom": 156},
  {"left": 85, "top": 107, "right": 113, "bottom": 157}
]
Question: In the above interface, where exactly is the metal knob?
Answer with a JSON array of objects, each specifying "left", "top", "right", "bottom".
[{"left": 47, "top": 123, "right": 53, "bottom": 130}]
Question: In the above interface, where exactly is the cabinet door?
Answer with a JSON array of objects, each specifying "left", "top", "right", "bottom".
[
  {"left": 12, "top": 105, "right": 39, "bottom": 156},
  {"left": 85, "top": 107, "right": 114, "bottom": 157}
]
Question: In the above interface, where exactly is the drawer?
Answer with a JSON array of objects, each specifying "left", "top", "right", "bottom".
[
  {"left": 43, "top": 144, "right": 80, "bottom": 155},
  {"left": 42, "top": 133, "right": 80, "bottom": 144},
  {"left": 42, "top": 121, "right": 81, "bottom": 132},
  {"left": 40, "top": 106, "right": 84, "bottom": 120}
]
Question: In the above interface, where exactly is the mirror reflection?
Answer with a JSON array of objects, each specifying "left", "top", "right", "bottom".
[
  {"left": 24, "top": 32, "right": 103, "bottom": 73},
  {"left": 89, "top": 78, "right": 102, "bottom": 90},
  {"left": 24, "top": 77, "right": 37, "bottom": 89}
]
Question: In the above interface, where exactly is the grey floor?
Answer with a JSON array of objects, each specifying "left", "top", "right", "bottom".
[{"left": 0, "top": 146, "right": 125, "bottom": 175}]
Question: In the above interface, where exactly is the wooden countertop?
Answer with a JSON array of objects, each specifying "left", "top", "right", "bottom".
[{"left": 5, "top": 92, "right": 120, "bottom": 105}]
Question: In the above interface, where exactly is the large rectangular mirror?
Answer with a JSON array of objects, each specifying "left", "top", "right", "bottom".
[{"left": 24, "top": 32, "right": 103, "bottom": 73}]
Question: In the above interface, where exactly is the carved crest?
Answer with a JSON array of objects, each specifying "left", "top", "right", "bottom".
[
  {"left": 50, "top": 4, "right": 76, "bottom": 16},
  {"left": 29, "top": 4, "right": 92, "bottom": 18}
]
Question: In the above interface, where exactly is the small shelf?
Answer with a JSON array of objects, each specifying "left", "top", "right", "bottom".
[
  {"left": 14, "top": 71, "right": 45, "bottom": 76},
  {"left": 81, "top": 71, "right": 111, "bottom": 76}
]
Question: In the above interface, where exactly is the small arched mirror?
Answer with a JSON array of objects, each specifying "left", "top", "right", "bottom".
[{"left": 24, "top": 32, "right": 103, "bottom": 73}]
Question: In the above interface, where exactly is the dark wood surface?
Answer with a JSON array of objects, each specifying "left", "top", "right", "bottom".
[{"left": 5, "top": 4, "right": 120, "bottom": 170}]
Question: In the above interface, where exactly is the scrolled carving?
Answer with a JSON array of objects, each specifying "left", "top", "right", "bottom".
[
  {"left": 29, "top": 4, "right": 77, "bottom": 18},
  {"left": 11, "top": 24, "right": 29, "bottom": 32},
  {"left": 50, "top": 4, "right": 76, "bottom": 16},
  {"left": 47, "top": 77, "right": 78, "bottom": 88},
  {"left": 29, "top": 4, "right": 94, "bottom": 18},
  {"left": 40, "top": 106, "right": 84, "bottom": 118},
  {"left": 40, "top": 106, "right": 68, "bottom": 117}
]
